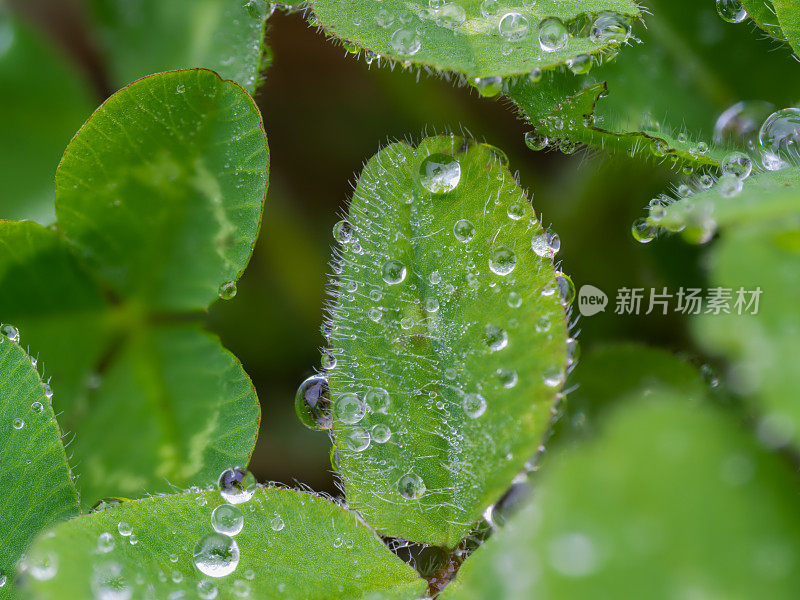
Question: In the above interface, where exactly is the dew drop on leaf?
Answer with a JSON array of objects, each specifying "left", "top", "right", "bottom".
[
  {"left": 498, "top": 12, "right": 529, "bottom": 41},
  {"left": 332, "top": 220, "right": 353, "bottom": 244},
  {"left": 197, "top": 579, "right": 219, "bottom": 600},
  {"left": 381, "top": 259, "right": 407, "bottom": 284},
  {"left": 390, "top": 28, "right": 421, "bottom": 56},
  {"left": 365, "top": 387, "right": 390, "bottom": 413},
  {"left": 343, "top": 427, "right": 371, "bottom": 451},
  {"left": 453, "top": 218, "right": 476, "bottom": 242},
  {"left": 398, "top": 473, "right": 426, "bottom": 499},
  {"left": 590, "top": 12, "right": 633, "bottom": 44},
  {"left": 336, "top": 393, "right": 367, "bottom": 424},
  {"left": 524, "top": 131, "right": 548, "bottom": 151},
  {"left": 721, "top": 151, "right": 753, "bottom": 180},
  {"left": 555, "top": 273, "right": 576, "bottom": 305},
  {"left": 632, "top": 218, "right": 657, "bottom": 244},
  {"left": 715, "top": 0, "right": 747, "bottom": 23},
  {"left": 419, "top": 154, "right": 461, "bottom": 194},
  {"left": 295, "top": 374, "right": 332, "bottom": 430},
  {"left": 218, "top": 467, "right": 256, "bottom": 505},
  {"left": 193, "top": 533, "right": 240, "bottom": 578},
  {"left": 212, "top": 504, "right": 244, "bottom": 536},
  {"left": 462, "top": 393, "right": 487, "bottom": 418},
  {"left": 489, "top": 247, "right": 516, "bottom": 276},
  {"left": 218, "top": 281, "right": 237, "bottom": 300},
  {"left": 91, "top": 561, "right": 131, "bottom": 600},
  {"left": 484, "top": 324, "right": 509, "bottom": 351},
  {"left": 371, "top": 423, "right": 392, "bottom": 443},
  {"left": 1, "top": 324, "right": 19, "bottom": 343},
  {"left": 759, "top": 108, "right": 800, "bottom": 170},
  {"left": 538, "top": 18, "right": 568, "bottom": 53}
]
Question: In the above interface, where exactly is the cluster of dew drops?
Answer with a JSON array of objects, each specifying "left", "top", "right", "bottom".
[
  {"left": 294, "top": 149, "right": 577, "bottom": 504},
  {"left": 0, "top": 325, "right": 53, "bottom": 435},
  {"left": 18, "top": 467, "right": 278, "bottom": 600}
]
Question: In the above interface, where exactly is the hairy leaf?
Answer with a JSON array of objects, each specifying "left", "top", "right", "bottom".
[
  {"left": 324, "top": 136, "right": 569, "bottom": 547},
  {"left": 24, "top": 487, "right": 427, "bottom": 600},
  {"left": 56, "top": 69, "right": 269, "bottom": 312},
  {"left": 0, "top": 12, "right": 92, "bottom": 223},
  {"left": 89, "top": 0, "right": 273, "bottom": 93},
  {"left": 307, "top": 0, "right": 640, "bottom": 79},
  {"left": 0, "top": 334, "right": 79, "bottom": 599},
  {"left": 741, "top": 0, "right": 786, "bottom": 38},
  {"left": 693, "top": 222, "right": 800, "bottom": 450},
  {"left": 655, "top": 168, "right": 800, "bottom": 235},
  {"left": 441, "top": 395, "right": 800, "bottom": 599},
  {"left": 773, "top": 0, "right": 800, "bottom": 55}
]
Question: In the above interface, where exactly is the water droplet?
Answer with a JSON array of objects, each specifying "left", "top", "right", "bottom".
[
  {"left": 390, "top": 28, "right": 421, "bottom": 56},
  {"left": 270, "top": 516, "right": 285, "bottom": 531},
  {"left": 453, "top": 218, "right": 475, "bottom": 242},
  {"left": 543, "top": 366, "right": 565, "bottom": 388},
  {"left": 198, "top": 579, "right": 219, "bottom": 600},
  {"left": 497, "top": 368, "right": 518, "bottom": 388},
  {"left": 117, "top": 522, "right": 132, "bottom": 537},
  {"left": 295, "top": 374, "right": 332, "bottom": 430},
  {"left": 30, "top": 401, "right": 44, "bottom": 414},
  {"left": 1, "top": 325, "right": 19, "bottom": 343},
  {"left": 473, "top": 76, "right": 503, "bottom": 98},
  {"left": 716, "top": 0, "right": 747, "bottom": 23},
  {"left": 631, "top": 218, "right": 657, "bottom": 243},
  {"left": 484, "top": 324, "right": 508, "bottom": 351},
  {"left": 419, "top": 154, "right": 461, "bottom": 194},
  {"left": 371, "top": 424, "right": 392, "bottom": 443},
  {"left": 507, "top": 291, "right": 522, "bottom": 308},
  {"left": 332, "top": 220, "right": 352, "bottom": 244},
  {"left": 462, "top": 393, "right": 487, "bottom": 418},
  {"left": 507, "top": 199, "right": 527, "bottom": 220},
  {"left": 28, "top": 551, "right": 58, "bottom": 581},
  {"left": 375, "top": 8, "right": 395, "bottom": 28},
  {"left": 336, "top": 393, "right": 366, "bottom": 424},
  {"left": 721, "top": 151, "right": 753, "bottom": 179},
  {"left": 343, "top": 427, "right": 371, "bottom": 451},
  {"left": 535, "top": 315, "right": 551, "bottom": 332},
  {"left": 91, "top": 498, "right": 126, "bottom": 512},
  {"left": 759, "top": 107, "right": 800, "bottom": 170},
  {"left": 97, "top": 532, "right": 115, "bottom": 553},
  {"left": 365, "top": 387, "right": 390, "bottom": 413},
  {"left": 590, "top": 12, "right": 632, "bottom": 44},
  {"left": 218, "top": 467, "right": 256, "bottom": 505},
  {"left": 212, "top": 504, "right": 244, "bottom": 536},
  {"left": 555, "top": 273, "right": 575, "bottom": 305},
  {"left": 437, "top": 3, "right": 466, "bottom": 29},
  {"left": 381, "top": 259, "right": 407, "bottom": 284},
  {"left": 321, "top": 352, "right": 337, "bottom": 370},
  {"left": 498, "top": 12, "right": 529, "bottom": 41},
  {"left": 91, "top": 561, "right": 131, "bottom": 600},
  {"left": 193, "top": 533, "right": 240, "bottom": 578},
  {"left": 539, "top": 17, "right": 568, "bottom": 52},
  {"left": 567, "top": 54, "right": 593, "bottom": 75},
  {"left": 489, "top": 247, "right": 517, "bottom": 276},
  {"left": 524, "top": 131, "right": 548, "bottom": 151},
  {"left": 218, "top": 281, "right": 237, "bottom": 300},
  {"left": 398, "top": 473, "right": 426, "bottom": 499},
  {"left": 425, "top": 297, "right": 440, "bottom": 312},
  {"left": 714, "top": 100, "right": 775, "bottom": 146},
  {"left": 480, "top": 0, "right": 499, "bottom": 18},
  {"left": 531, "top": 232, "right": 560, "bottom": 257},
  {"left": 718, "top": 173, "right": 744, "bottom": 197}
]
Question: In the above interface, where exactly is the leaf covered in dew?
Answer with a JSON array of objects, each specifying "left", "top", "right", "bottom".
[
  {"left": 89, "top": 0, "right": 275, "bottom": 93},
  {"left": 24, "top": 487, "right": 427, "bottom": 600},
  {"left": 440, "top": 394, "right": 800, "bottom": 599},
  {"left": 0, "top": 333, "right": 80, "bottom": 599},
  {"left": 320, "top": 135, "right": 571, "bottom": 547},
  {"left": 307, "top": 0, "right": 640, "bottom": 80}
]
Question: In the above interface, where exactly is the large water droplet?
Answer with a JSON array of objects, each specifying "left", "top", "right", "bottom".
[
  {"left": 716, "top": 0, "right": 747, "bottom": 23},
  {"left": 453, "top": 219, "right": 475, "bottom": 242},
  {"left": 212, "top": 504, "right": 244, "bottom": 536},
  {"left": 193, "top": 533, "right": 240, "bottom": 578},
  {"left": 381, "top": 259, "right": 407, "bottom": 284},
  {"left": 498, "top": 12, "right": 529, "bottom": 41},
  {"left": 343, "top": 427, "right": 371, "bottom": 451},
  {"left": 218, "top": 281, "right": 237, "bottom": 300},
  {"left": 484, "top": 324, "right": 508, "bottom": 351},
  {"left": 590, "top": 12, "right": 632, "bottom": 44},
  {"left": 462, "top": 393, "right": 487, "bottom": 418},
  {"left": 295, "top": 374, "right": 332, "bottom": 430},
  {"left": 631, "top": 219, "right": 657, "bottom": 244},
  {"left": 371, "top": 423, "right": 392, "bottom": 443},
  {"left": 489, "top": 247, "right": 517, "bottom": 276},
  {"left": 759, "top": 108, "right": 800, "bottom": 170},
  {"left": 336, "top": 393, "right": 366, "bottom": 424},
  {"left": 539, "top": 17, "right": 568, "bottom": 52},
  {"left": 218, "top": 467, "right": 256, "bottom": 505},
  {"left": 721, "top": 151, "right": 753, "bottom": 180},
  {"left": 365, "top": 387, "right": 390, "bottom": 413},
  {"left": 524, "top": 131, "right": 548, "bottom": 151},
  {"left": 713, "top": 100, "right": 774, "bottom": 146},
  {"left": 398, "top": 473, "right": 426, "bottom": 499},
  {"left": 437, "top": 3, "right": 466, "bottom": 29},
  {"left": 390, "top": 28, "right": 421, "bottom": 56},
  {"left": 419, "top": 154, "right": 461, "bottom": 194},
  {"left": 555, "top": 273, "right": 575, "bottom": 305},
  {"left": 332, "top": 220, "right": 352, "bottom": 244}
]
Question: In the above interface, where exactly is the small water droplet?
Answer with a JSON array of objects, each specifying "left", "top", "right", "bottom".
[
  {"left": 212, "top": 504, "right": 244, "bottom": 536},
  {"left": 398, "top": 473, "right": 426, "bottom": 499},
  {"left": 2, "top": 325, "right": 19, "bottom": 343},
  {"left": 716, "top": 0, "right": 747, "bottom": 23},
  {"left": 371, "top": 424, "right": 392, "bottom": 443},
  {"left": 721, "top": 151, "right": 753, "bottom": 179},
  {"left": 453, "top": 218, "right": 476, "bottom": 242},
  {"left": 419, "top": 154, "right": 461, "bottom": 195},
  {"left": 193, "top": 533, "right": 240, "bottom": 578},
  {"left": 484, "top": 324, "right": 508, "bottom": 351},
  {"left": 218, "top": 467, "right": 256, "bottom": 505},
  {"left": 336, "top": 393, "right": 366, "bottom": 424},
  {"left": 462, "top": 393, "right": 487, "bottom": 418},
  {"left": 218, "top": 281, "right": 237, "bottom": 300},
  {"left": 489, "top": 247, "right": 516, "bottom": 276},
  {"left": 498, "top": 12, "right": 529, "bottom": 41},
  {"left": 539, "top": 17, "right": 568, "bottom": 52},
  {"left": 381, "top": 259, "right": 407, "bottom": 284}
]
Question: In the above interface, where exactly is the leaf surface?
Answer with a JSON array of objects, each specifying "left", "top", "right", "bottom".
[
  {"left": 325, "top": 136, "right": 569, "bottom": 547},
  {"left": 0, "top": 335, "right": 79, "bottom": 599},
  {"left": 24, "top": 487, "right": 427, "bottom": 600},
  {"left": 307, "top": 0, "right": 640, "bottom": 79},
  {"left": 773, "top": 0, "right": 800, "bottom": 55},
  {"left": 56, "top": 68, "right": 269, "bottom": 312},
  {"left": 441, "top": 395, "right": 800, "bottom": 599},
  {"left": 89, "top": 0, "right": 273, "bottom": 93}
]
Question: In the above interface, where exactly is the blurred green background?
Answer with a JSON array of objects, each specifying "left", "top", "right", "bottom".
[{"left": 3, "top": 0, "right": 799, "bottom": 494}]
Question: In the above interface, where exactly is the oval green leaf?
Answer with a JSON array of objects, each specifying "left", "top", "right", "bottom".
[
  {"left": 24, "top": 487, "right": 427, "bottom": 600},
  {"left": 55, "top": 69, "right": 269, "bottom": 312},
  {"left": 324, "top": 136, "right": 569, "bottom": 547}
]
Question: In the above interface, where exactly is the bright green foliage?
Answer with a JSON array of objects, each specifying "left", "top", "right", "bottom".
[
  {"left": 56, "top": 69, "right": 268, "bottom": 312},
  {"left": 325, "top": 135, "right": 569, "bottom": 547},
  {"left": 0, "top": 335, "right": 79, "bottom": 599},
  {"left": 0, "top": 70, "right": 267, "bottom": 506},
  {"left": 741, "top": 0, "right": 786, "bottom": 39},
  {"left": 24, "top": 488, "right": 427, "bottom": 600},
  {"left": 553, "top": 344, "right": 706, "bottom": 444},
  {"left": 656, "top": 169, "right": 800, "bottom": 233},
  {"left": 0, "top": 12, "right": 93, "bottom": 223},
  {"left": 772, "top": 0, "right": 800, "bottom": 56},
  {"left": 307, "top": 0, "right": 640, "bottom": 79},
  {"left": 88, "top": 0, "right": 273, "bottom": 93},
  {"left": 507, "top": 78, "right": 725, "bottom": 169},
  {"left": 441, "top": 395, "right": 800, "bottom": 599},
  {"left": 694, "top": 222, "right": 800, "bottom": 449}
]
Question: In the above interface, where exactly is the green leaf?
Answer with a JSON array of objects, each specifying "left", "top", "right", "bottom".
[
  {"left": 307, "top": 0, "right": 640, "bottom": 79},
  {"left": 441, "top": 394, "right": 800, "bottom": 599},
  {"left": 73, "top": 325, "right": 261, "bottom": 505},
  {"left": 693, "top": 221, "right": 800, "bottom": 449},
  {"left": 89, "top": 0, "right": 273, "bottom": 93},
  {"left": 741, "top": 0, "right": 786, "bottom": 39},
  {"left": 554, "top": 343, "right": 706, "bottom": 443},
  {"left": 655, "top": 168, "right": 800, "bottom": 236},
  {"left": 773, "top": 0, "right": 800, "bottom": 55},
  {"left": 24, "top": 487, "right": 427, "bottom": 600},
  {"left": 0, "top": 333, "right": 79, "bottom": 598},
  {"left": 0, "top": 12, "right": 93, "bottom": 223},
  {"left": 56, "top": 69, "right": 269, "bottom": 312},
  {"left": 323, "top": 136, "right": 570, "bottom": 547},
  {"left": 0, "top": 221, "right": 110, "bottom": 421}
]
